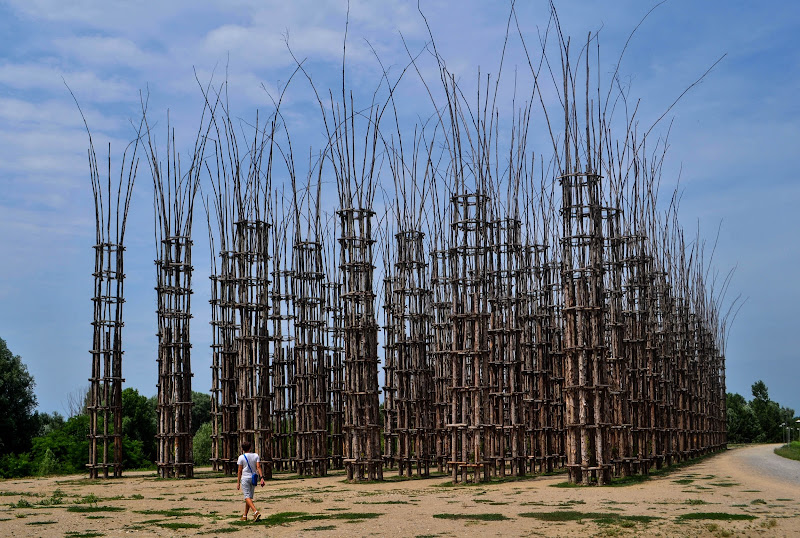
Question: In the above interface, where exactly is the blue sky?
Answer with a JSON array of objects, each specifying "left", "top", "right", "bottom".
[{"left": 0, "top": 0, "right": 798, "bottom": 416}]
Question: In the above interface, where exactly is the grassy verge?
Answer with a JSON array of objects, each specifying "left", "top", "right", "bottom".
[{"left": 774, "top": 442, "right": 800, "bottom": 462}]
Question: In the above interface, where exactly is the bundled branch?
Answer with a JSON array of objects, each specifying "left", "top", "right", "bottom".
[
  {"left": 145, "top": 102, "right": 210, "bottom": 478},
  {"left": 82, "top": 116, "right": 142, "bottom": 479}
]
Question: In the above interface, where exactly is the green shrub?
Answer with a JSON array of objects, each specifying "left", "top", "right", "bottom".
[
  {"left": 122, "top": 438, "right": 151, "bottom": 470},
  {"left": 38, "top": 448, "right": 59, "bottom": 476},
  {"left": 193, "top": 422, "right": 212, "bottom": 465},
  {"left": 0, "top": 452, "right": 33, "bottom": 478},
  {"left": 30, "top": 414, "right": 89, "bottom": 473}
]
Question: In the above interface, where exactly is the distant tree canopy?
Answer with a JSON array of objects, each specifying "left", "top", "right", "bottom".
[
  {"left": 727, "top": 380, "right": 795, "bottom": 444},
  {"left": 122, "top": 387, "right": 157, "bottom": 466},
  {"left": 0, "top": 337, "right": 39, "bottom": 455},
  {"left": 192, "top": 391, "right": 212, "bottom": 436},
  {"left": 0, "top": 338, "right": 218, "bottom": 477}
]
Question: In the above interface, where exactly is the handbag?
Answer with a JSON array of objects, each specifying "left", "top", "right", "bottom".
[{"left": 243, "top": 453, "right": 260, "bottom": 485}]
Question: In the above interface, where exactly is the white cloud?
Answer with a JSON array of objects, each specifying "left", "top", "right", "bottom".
[
  {"left": 0, "top": 62, "right": 136, "bottom": 103},
  {"left": 53, "top": 36, "right": 160, "bottom": 69},
  {"left": 0, "top": 97, "right": 119, "bottom": 131}
]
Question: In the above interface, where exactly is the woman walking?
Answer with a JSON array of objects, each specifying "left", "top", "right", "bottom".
[{"left": 237, "top": 440, "right": 266, "bottom": 521}]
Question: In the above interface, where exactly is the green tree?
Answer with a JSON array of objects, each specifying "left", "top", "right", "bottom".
[
  {"left": 726, "top": 392, "right": 758, "bottom": 443},
  {"left": 750, "top": 380, "right": 782, "bottom": 442},
  {"left": 191, "top": 391, "right": 212, "bottom": 436},
  {"left": 0, "top": 337, "right": 39, "bottom": 455},
  {"left": 193, "top": 421, "right": 213, "bottom": 465},
  {"left": 37, "top": 411, "right": 65, "bottom": 436},
  {"left": 122, "top": 388, "right": 157, "bottom": 464},
  {"left": 29, "top": 414, "right": 89, "bottom": 473}
]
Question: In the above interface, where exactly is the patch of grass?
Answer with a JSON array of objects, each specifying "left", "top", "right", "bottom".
[
  {"left": 433, "top": 474, "right": 530, "bottom": 488},
  {"left": 761, "top": 518, "right": 778, "bottom": 528},
  {"left": 595, "top": 514, "right": 657, "bottom": 524},
  {"left": 86, "top": 515, "right": 107, "bottom": 519},
  {"left": 676, "top": 512, "right": 756, "bottom": 521},
  {"left": 541, "top": 468, "right": 569, "bottom": 476},
  {"left": 129, "top": 494, "right": 144, "bottom": 500},
  {"left": 433, "top": 513, "right": 510, "bottom": 521},
  {"left": 775, "top": 443, "right": 800, "bottom": 462},
  {"left": 474, "top": 499, "right": 509, "bottom": 505},
  {"left": 14, "top": 499, "right": 33, "bottom": 508},
  {"left": 375, "top": 472, "right": 447, "bottom": 483},
  {"left": 519, "top": 511, "right": 658, "bottom": 524},
  {"left": 230, "top": 511, "right": 382, "bottom": 528},
  {"left": 156, "top": 522, "right": 203, "bottom": 529},
  {"left": 330, "top": 512, "right": 382, "bottom": 521},
  {"left": 265, "top": 492, "right": 302, "bottom": 501},
  {"left": 199, "top": 527, "right": 241, "bottom": 534},
  {"left": 685, "top": 499, "right": 710, "bottom": 505},
  {"left": 608, "top": 474, "right": 650, "bottom": 487},
  {"left": 776, "top": 498, "right": 793, "bottom": 501},
  {"left": 708, "top": 482, "right": 739, "bottom": 488},
  {"left": 134, "top": 508, "right": 206, "bottom": 517},
  {"left": 36, "top": 489, "right": 67, "bottom": 506},
  {"left": 307, "top": 525, "right": 337, "bottom": 531},
  {"left": 751, "top": 499, "right": 767, "bottom": 505},
  {"left": 25, "top": 520, "right": 58, "bottom": 525},
  {"left": 64, "top": 533, "right": 105, "bottom": 538},
  {"left": 56, "top": 478, "right": 105, "bottom": 486},
  {"left": 74, "top": 493, "right": 101, "bottom": 505},
  {"left": 355, "top": 500, "right": 410, "bottom": 505},
  {"left": 673, "top": 479, "right": 694, "bottom": 485},
  {"left": 66, "top": 506, "right": 125, "bottom": 513}
]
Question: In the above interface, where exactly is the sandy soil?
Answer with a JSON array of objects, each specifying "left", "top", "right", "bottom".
[{"left": 1, "top": 444, "right": 798, "bottom": 537}]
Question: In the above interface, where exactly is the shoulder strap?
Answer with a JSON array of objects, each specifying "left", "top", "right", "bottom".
[{"left": 243, "top": 453, "right": 254, "bottom": 473}]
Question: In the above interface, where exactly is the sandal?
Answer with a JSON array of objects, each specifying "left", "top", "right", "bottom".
[
  {"left": 240, "top": 515, "right": 247, "bottom": 521},
  {"left": 253, "top": 511, "right": 262, "bottom": 521}
]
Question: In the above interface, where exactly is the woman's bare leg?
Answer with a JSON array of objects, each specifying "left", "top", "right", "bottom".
[{"left": 245, "top": 498, "right": 257, "bottom": 517}]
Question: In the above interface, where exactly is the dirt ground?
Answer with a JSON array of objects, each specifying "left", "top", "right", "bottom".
[{"left": 1, "top": 444, "right": 798, "bottom": 537}]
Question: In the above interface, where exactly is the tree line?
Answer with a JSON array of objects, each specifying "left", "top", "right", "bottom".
[
  {"left": 726, "top": 380, "right": 796, "bottom": 444},
  {"left": 0, "top": 337, "right": 213, "bottom": 478}
]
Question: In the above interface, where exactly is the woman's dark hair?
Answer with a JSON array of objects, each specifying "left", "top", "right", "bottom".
[{"left": 242, "top": 441, "right": 252, "bottom": 453}]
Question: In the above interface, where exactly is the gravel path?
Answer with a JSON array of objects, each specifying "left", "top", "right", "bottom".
[{"left": 728, "top": 443, "right": 800, "bottom": 486}]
